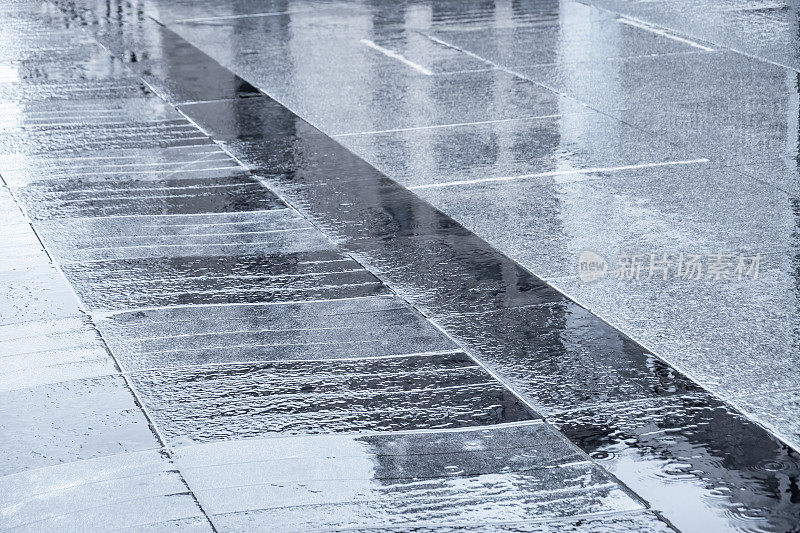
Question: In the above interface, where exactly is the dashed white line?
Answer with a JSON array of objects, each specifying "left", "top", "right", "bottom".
[
  {"left": 617, "top": 17, "right": 715, "bottom": 52},
  {"left": 409, "top": 158, "right": 711, "bottom": 190},
  {"left": 360, "top": 39, "right": 434, "bottom": 76}
]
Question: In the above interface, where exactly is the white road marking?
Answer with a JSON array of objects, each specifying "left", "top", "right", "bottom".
[
  {"left": 409, "top": 158, "right": 711, "bottom": 190},
  {"left": 617, "top": 17, "right": 715, "bottom": 52},
  {"left": 360, "top": 39, "right": 434, "bottom": 75},
  {"left": 333, "top": 115, "right": 565, "bottom": 137},
  {"left": 176, "top": 9, "right": 311, "bottom": 23}
]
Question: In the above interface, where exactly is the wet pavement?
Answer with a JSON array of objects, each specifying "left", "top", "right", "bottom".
[{"left": 2, "top": 0, "right": 800, "bottom": 531}]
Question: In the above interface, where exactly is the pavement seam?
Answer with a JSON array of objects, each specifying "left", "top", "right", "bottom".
[
  {"left": 577, "top": 0, "right": 800, "bottom": 74},
  {"left": 616, "top": 16, "right": 715, "bottom": 51},
  {"left": 420, "top": 29, "right": 715, "bottom": 157}
]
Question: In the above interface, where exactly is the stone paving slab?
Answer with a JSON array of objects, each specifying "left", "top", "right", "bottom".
[
  {"left": 363, "top": 32, "right": 490, "bottom": 74},
  {"left": 415, "top": 163, "right": 790, "bottom": 278},
  {"left": 519, "top": 50, "right": 783, "bottom": 113},
  {"left": 0, "top": 76, "right": 153, "bottom": 104},
  {"left": 61, "top": 251, "right": 388, "bottom": 312},
  {"left": 0, "top": 262, "right": 83, "bottom": 325},
  {"left": 33, "top": 210, "right": 323, "bottom": 262},
  {"left": 0, "top": 151, "right": 243, "bottom": 187},
  {"left": 173, "top": 424, "right": 641, "bottom": 531},
  {"left": 438, "top": 301, "right": 702, "bottom": 412},
  {"left": 16, "top": 174, "right": 286, "bottom": 221},
  {"left": 0, "top": 316, "right": 114, "bottom": 391},
  {"left": 128, "top": 354, "right": 533, "bottom": 446},
  {"left": 0, "top": 449, "right": 206, "bottom": 531},
  {"left": 97, "top": 298, "right": 458, "bottom": 370},
  {"left": 426, "top": 3, "right": 701, "bottom": 68},
  {"left": 587, "top": 0, "right": 800, "bottom": 72},
  {"left": 335, "top": 110, "right": 703, "bottom": 189},
  {"left": 0, "top": 375, "right": 157, "bottom": 477}
]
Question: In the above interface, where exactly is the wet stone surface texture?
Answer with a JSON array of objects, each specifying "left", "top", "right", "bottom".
[{"left": 1, "top": 0, "right": 800, "bottom": 532}]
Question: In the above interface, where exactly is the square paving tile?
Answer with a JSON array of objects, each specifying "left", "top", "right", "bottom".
[
  {"left": 337, "top": 109, "right": 701, "bottom": 189},
  {"left": 0, "top": 449, "right": 208, "bottom": 531},
  {"left": 98, "top": 296, "right": 458, "bottom": 370},
  {"left": 428, "top": 3, "right": 702, "bottom": 69},
  {"left": 170, "top": 423, "right": 642, "bottom": 530},
  {"left": 0, "top": 375, "right": 156, "bottom": 476}
]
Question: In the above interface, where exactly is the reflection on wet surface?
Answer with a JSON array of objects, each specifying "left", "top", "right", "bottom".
[
  {"left": 17, "top": 173, "right": 285, "bottom": 220},
  {"left": 3, "top": 0, "right": 800, "bottom": 530},
  {"left": 554, "top": 394, "right": 800, "bottom": 533},
  {"left": 62, "top": 251, "right": 388, "bottom": 312},
  {"left": 172, "top": 423, "right": 645, "bottom": 531},
  {"left": 98, "top": 297, "right": 458, "bottom": 370},
  {"left": 130, "top": 353, "right": 534, "bottom": 445},
  {"left": 336, "top": 110, "right": 700, "bottom": 189}
]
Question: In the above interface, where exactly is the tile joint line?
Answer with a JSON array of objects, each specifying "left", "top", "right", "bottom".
[
  {"left": 409, "top": 158, "right": 711, "bottom": 189},
  {"left": 360, "top": 39, "right": 434, "bottom": 76}
]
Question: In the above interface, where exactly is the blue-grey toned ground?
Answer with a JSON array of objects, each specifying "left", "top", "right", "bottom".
[{"left": 2, "top": 0, "right": 800, "bottom": 531}]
